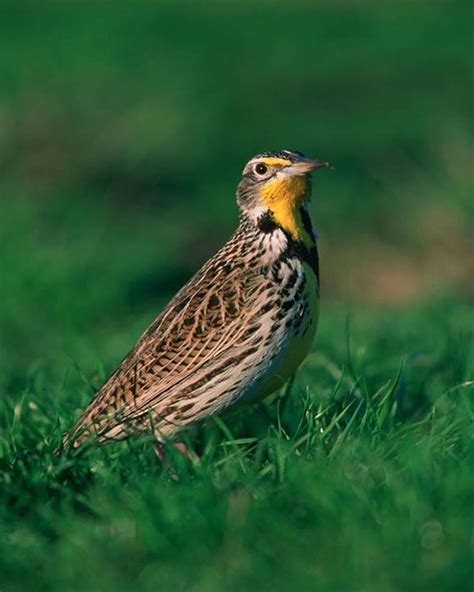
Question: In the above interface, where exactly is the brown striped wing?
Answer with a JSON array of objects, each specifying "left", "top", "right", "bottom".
[{"left": 67, "top": 261, "right": 275, "bottom": 445}]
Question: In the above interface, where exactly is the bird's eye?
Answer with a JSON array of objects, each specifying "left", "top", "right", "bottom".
[{"left": 255, "top": 163, "right": 268, "bottom": 176}]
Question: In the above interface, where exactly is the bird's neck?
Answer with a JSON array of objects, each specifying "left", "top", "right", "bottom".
[
  {"left": 243, "top": 205, "right": 316, "bottom": 248},
  {"left": 237, "top": 207, "right": 319, "bottom": 284}
]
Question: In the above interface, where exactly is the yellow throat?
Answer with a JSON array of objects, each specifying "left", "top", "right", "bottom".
[{"left": 261, "top": 175, "right": 312, "bottom": 244}]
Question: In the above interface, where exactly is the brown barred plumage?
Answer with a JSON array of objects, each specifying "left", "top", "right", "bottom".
[{"left": 65, "top": 150, "right": 330, "bottom": 449}]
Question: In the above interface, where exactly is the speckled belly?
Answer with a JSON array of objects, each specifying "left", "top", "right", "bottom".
[{"left": 241, "top": 263, "right": 320, "bottom": 404}]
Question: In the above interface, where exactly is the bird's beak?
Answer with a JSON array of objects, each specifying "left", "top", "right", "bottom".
[{"left": 283, "top": 158, "right": 332, "bottom": 177}]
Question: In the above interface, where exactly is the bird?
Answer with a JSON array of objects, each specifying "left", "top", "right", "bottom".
[{"left": 64, "top": 150, "right": 330, "bottom": 458}]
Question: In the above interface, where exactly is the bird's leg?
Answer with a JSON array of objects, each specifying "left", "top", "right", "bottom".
[
  {"left": 154, "top": 441, "right": 179, "bottom": 481},
  {"left": 154, "top": 440, "right": 167, "bottom": 462},
  {"left": 154, "top": 440, "right": 200, "bottom": 479},
  {"left": 174, "top": 441, "right": 200, "bottom": 464}
]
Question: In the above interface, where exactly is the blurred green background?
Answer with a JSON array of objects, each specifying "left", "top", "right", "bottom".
[
  {"left": 1, "top": 0, "right": 472, "bottom": 381},
  {"left": 0, "top": 2, "right": 473, "bottom": 591}
]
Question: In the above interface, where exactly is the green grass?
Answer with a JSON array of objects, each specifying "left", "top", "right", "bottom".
[
  {"left": 1, "top": 302, "right": 473, "bottom": 591},
  {"left": 1, "top": 1, "right": 473, "bottom": 590}
]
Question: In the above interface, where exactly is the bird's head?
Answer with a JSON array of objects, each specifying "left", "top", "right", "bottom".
[{"left": 236, "top": 150, "right": 330, "bottom": 241}]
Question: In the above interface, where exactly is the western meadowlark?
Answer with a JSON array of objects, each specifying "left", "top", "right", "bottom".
[{"left": 64, "top": 150, "right": 330, "bottom": 454}]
